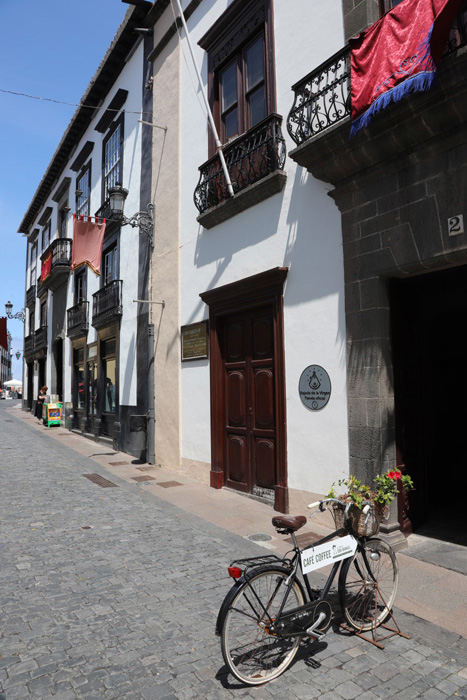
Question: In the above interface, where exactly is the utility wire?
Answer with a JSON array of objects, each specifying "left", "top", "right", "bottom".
[{"left": 0, "top": 87, "right": 151, "bottom": 116}]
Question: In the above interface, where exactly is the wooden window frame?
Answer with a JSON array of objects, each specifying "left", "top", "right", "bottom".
[
  {"left": 102, "top": 114, "right": 124, "bottom": 203},
  {"left": 76, "top": 162, "right": 91, "bottom": 218},
  {"left": 199, "top": 0, "right": 276, "bottom": 158}
]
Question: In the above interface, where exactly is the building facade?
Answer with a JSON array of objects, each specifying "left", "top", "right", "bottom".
[
  {"left": 0, "top": 318, "right": 12, "bottom": 387},
  {"left": 151, "top": 0, "right": 351, "bottom": 515},
  {"left": 18, "top": 4, "right": 155, "bottom": 460},
  {"left": 288, "top": 0, "right": 467, "bottom": 543}
]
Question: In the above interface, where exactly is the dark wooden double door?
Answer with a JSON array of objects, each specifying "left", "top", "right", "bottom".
[{"left": 222, "top": 307, "right": 277, "bottom": 499}]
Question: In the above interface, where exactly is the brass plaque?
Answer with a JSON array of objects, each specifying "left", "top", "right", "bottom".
[{"left": 181, "top": 321, "right": 208, "bottom": 361}]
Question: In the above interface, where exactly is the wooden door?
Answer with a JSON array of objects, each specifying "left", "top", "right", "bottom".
[{"left": 223, "top": 307, "right": 276, "bottom": 498}]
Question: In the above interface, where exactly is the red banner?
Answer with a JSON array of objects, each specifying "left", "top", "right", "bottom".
[
  {"left": 71, "top": 216, "right": 106, "bottom": 275},
  {"left": 350, "top": 0, "right": 464, "bottom": 136},
  {"left": 40, "top": 251, "right": 52, "bottom": 281}
]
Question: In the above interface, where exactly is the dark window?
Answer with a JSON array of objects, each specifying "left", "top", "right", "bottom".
[
  {"left": 200, "top": 0, "right": 275, "bottom": 154},
  {"left": 76, "top": 164, "right": 91, "bottom": 218},
  {"left": 101, "top": 338, "right": 116, "bottom": 413},
  {"left": 42, "top": 221, "right": 51, "bottom": 252},
  {"left": 73, "top": 347, "right": 85, "bottom": 411},
  {"left": 40, "top": 299, "right": 47, "bottom": 327},
  {"left": 75, "top": 269, "right": 87, "bottom": 304},
  {"left": 103, "top": 245, "right": 118, "bottom": 287},
  {"left": 59, "top": 206, "right": 68, "bottom": 238},
  {"left": 103, "top": 116, "right": 123, "bottom": 201},
  {"left": 30, "top": 241, "right": 38, "bottom": 286}
]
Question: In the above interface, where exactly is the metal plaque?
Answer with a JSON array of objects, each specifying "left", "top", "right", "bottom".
[
  {"left": 299, "top": 365, "right": 331, "bottom": 411},
  {"left": 181, "top": 321, "right": 209, "bottom": 361}
]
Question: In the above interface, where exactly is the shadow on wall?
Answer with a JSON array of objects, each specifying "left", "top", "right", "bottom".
[{"left": 283, "top": 166, "right": 347, "bottom": 362}]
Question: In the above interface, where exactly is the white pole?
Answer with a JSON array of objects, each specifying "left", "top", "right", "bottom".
[{"left": 172, "top": 0, "right": 235, "bottom": 198}]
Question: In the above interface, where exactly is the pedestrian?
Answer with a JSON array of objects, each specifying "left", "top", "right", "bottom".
[{"left": 35, "top": 385, "right": 48, "bottom": 423}]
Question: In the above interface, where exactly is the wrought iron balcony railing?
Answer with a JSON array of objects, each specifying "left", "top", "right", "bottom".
[
  {"left": 67, "top": 301, "right": 89, "bottom": 339},
  {"left": 287, "top": 6, "right": 467, "bottom": 147},
  {"left": 40, "top": 238, "right": 72, "bottom": 291},
  {"left": 194, "top": 114, "right": 286, "bottom": 214},
  {"left": 92, "top": 280, "right": 123, "bottom": 330},
  {"left": 34, "top": 325, "right": 48, "bottom": 351}
]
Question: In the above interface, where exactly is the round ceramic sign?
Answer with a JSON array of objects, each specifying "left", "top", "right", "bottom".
[{"left": 299, "top": 365, "right": 331, "bottom": 411}]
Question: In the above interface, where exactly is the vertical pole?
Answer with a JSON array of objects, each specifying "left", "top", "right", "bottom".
[
  {"left": 147, "top": 323, "right": 155, "bottom": 465},
  {"left": 172, "top": 0, "right": 235, "bottom": 198}
]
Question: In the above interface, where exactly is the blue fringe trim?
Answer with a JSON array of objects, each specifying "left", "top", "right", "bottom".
[{"left": 350, "top": 69, "right": 437, "bottom": 138}]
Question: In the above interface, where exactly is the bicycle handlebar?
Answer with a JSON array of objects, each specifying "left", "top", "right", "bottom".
[{"left": 307, "top": 498, "right": 371, "bottom": 516}]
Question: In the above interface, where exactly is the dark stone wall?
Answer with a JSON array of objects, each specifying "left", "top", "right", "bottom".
[{"left": 342, "top": 0, "right": 380, "bottom": 40}]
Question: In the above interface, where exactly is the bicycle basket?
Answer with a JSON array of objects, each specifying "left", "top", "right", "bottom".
[{"left": 332, "top": 502, "right": 380, "bottom": 537}]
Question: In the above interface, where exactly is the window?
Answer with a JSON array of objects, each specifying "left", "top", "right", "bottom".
[
  {"left": 103, "top": 117, "right": 123, "bottom": 201},
  {"left": 103, "top": 245, "right": 118, "bottom": 287},
  {"left": 30, "top": 241, "right": 38, "bottom": 286},
  {"left": 102, "top": 338, "right": 116, "bottom": 413},
  {"left": 75, "top": 269, "right": 87, "bottom": 304},
  {"left": 200, "top": 0, "right": 275, "bottom": 153},
  {"left": 76, "top": 164, "right": 91, "bottom": 218},
  {"left": 42, "top": 220, "right": 51, "bottom": 251},
  {"left": 59, "top": 206, "right": 68, "bottom": 238},
  {"left": 40, "top": 299, "right": 47, "bottom": 328}
]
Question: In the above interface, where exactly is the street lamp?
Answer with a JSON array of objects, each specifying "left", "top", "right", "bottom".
[
  {"left": 5, "top": 301, "right": 25, "bottom": 323},
  {"left": 108, "top": 184, "right": 154, "bottom": 248}
]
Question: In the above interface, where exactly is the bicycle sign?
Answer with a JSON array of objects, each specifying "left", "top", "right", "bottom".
[{"left": 301, "top": 534, "right": 358, "bottom": 574}]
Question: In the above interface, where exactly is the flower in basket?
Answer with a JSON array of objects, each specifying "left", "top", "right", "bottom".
[{"left": 328, "top": 468, "right": 414, "bottom": 512}]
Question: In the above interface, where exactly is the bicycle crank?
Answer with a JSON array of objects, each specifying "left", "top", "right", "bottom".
[{"left": 271, "top": 600, "right": 333, "bottom": 638}]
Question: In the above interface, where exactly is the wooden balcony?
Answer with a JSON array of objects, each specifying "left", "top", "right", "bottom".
[
  {"left": 92, "top": 280, "right": 123, "bottom": 330},
  {"left": 67, "top": 301, "right": 89, "bottom": 339}
]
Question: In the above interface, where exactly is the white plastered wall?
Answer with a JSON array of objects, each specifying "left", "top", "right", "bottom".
[{"left": 178, "top": 0, "right": 349, "bottom": 495}]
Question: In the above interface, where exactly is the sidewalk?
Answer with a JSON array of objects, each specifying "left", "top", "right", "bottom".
[{"left": 9, "top": 403, "right": 467, "bottom": 640}]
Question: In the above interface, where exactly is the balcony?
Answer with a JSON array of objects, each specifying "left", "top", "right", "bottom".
[
  {"left": 34, "top": 325, "right": 48, "bottom": 353},
  {"left": 287, "top": 7, "right": 467, "bottom": 183},
  {"left": 194, "top": 114, "right": 287, "bottom": 229},
  {"left": 24, "top": 334, "right": 35, "bottom": 358},
  {"left": 92, "top": 280, "right": 123, "bottom": 330},
  {"left": 26, "top": 284, "right": 36, "bottom": 308},
  {"left": 67, "top": 301, "right": 89, "bottom": 339},
  {"left": 40, "top": 238, "right": 72, "bottom": 292}
]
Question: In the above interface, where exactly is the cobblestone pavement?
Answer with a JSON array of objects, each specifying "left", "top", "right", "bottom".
[{"left": 1, "top": 405, "right": 467, "bottom": 700}]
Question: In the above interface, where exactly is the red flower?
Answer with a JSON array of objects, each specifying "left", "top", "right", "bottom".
[{"left": 388, "top": 470, "right": 402, "bottom": 480}]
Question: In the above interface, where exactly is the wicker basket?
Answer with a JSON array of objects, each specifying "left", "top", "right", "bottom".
[{"left": 332, "top": 502, "right": 381, "bottom": 537}]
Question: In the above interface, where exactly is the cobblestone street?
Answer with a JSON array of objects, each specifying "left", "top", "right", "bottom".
[{"left": 1, "top": 404, "right": 467, "bottom": 699}]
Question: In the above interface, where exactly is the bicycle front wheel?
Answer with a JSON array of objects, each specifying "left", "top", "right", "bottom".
[
  {"left": 221, "top": 565, "right": 305, "bottom": 685},
  {"left": 338, "top": 538, "right": 398, "bottom": 632}
]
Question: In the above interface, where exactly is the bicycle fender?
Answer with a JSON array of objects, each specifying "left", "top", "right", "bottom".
[
  {"left": 215, "top": 580, "right": 243, "bottom": 636},
  {"left": 215, "top": 564, "right": 297, "bottom": 637}
]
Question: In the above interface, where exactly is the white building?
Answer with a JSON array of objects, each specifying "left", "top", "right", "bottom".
[
  {"left": 19, "top": 5, "right": 156, "bottom": 460},
  {"left": 151, "top": 0, "right": 350, "bottom": 513}
]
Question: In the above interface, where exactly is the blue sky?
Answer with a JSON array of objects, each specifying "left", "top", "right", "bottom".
[{"left": 0, "top": 0, "right": 129, "bottom": 374}]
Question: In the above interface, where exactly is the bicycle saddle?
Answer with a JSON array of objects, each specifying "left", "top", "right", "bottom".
[{"left": 272, "top": 515, "right": 307, "bottom": 532}]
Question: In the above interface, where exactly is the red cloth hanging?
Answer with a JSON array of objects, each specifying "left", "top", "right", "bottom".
[
  {"left": 71, "top": 216, "right": 106, "bottom": 275},
  {"left": 40, "top": 250, "right": 53, "bottom": 281},
  {"left": 350, "top": 0, "right": 464, "bottom": 136}
]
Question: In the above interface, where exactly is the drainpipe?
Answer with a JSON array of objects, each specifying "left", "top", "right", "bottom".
[
  {"left": 172, "top": 0, "right": 234, "bottom": 199},
  {"left": 147, "top": 323, "right": 155, "bottom": 465}
]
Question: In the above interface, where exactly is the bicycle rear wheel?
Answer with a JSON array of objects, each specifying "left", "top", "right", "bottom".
[
  {"left": 220, "top": 565, "right": 305, "bottom": 685},
  {"left": 338, "top": 538, "right": 398, "bottom": 632}
]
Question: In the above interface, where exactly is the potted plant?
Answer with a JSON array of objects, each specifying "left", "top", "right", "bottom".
[{"left": 328, "top": 468, "right": 414, "bottom": 536}]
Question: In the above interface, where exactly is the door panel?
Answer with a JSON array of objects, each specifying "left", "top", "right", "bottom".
[{"left": 223, "top": 307, "right": 276, "bottom": 496}]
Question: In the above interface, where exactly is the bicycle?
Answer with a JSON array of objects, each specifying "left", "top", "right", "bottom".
[{"left": 216, "top": 497, "right": 398, "bottom": 685}]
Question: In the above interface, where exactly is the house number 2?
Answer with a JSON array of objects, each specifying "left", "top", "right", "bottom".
[{"left": 448, "top": 215, "right": 464, "bottom": 236}]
